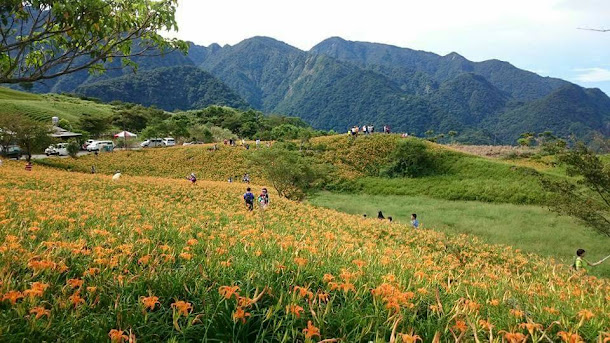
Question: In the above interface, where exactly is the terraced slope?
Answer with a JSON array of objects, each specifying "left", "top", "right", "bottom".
[{"left": 0, "top": 87, "right": 114, "bottom": 123}]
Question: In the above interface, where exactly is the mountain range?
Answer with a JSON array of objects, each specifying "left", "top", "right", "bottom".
[{"left": 15, "top": 36, "right": 610, "bottom": 144}]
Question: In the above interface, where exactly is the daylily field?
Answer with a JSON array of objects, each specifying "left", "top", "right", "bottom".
[{"left": 0, "top": 161, "right": 609, "bottom": 342}]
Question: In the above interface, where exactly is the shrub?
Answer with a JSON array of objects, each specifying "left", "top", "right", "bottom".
[
  {"left": 66, "top": 140, "right": 80, "bottom": 158},
  {"left": 249, "top": 147, "right": 330, "bottom": 200},
  {"left": 381, "top": 138, "right": 440, "bottom": 178}
]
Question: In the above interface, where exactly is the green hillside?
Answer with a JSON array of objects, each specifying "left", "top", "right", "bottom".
[
  {"left": 0, "top": 87, "right": 114, "bottom": 123},
  {"left": 76, "top": 66, "right": 249, "bottom": 111}
]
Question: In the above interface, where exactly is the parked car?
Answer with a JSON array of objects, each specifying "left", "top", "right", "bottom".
[
  {"left": 55, "top": 143, "right": 69, "bottom": 156},
  {"left": 82, "top": 139, "right": 95, "bottom": 150},
  {"left": 140, "top": 138, "right": 164, "bottom": 148},
  {"left": 45, "top": 144, "right": 58, "bottom": 156},
  {"left": 162, "top": 137, "right": 175, "bottom": 147},
  {"left": 87, "top": 140, "right": 114, "bottom": 152},
  {"left": 0, "top": 145, "right": 22, "bottom": 159}
]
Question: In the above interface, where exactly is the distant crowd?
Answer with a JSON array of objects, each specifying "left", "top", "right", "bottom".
[{"left": 349, "top": 125, "right": 392, "bottom": 136}]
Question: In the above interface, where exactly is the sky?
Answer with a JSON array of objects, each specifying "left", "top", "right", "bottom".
[{"left": 169, "top": 0, "right": 610, "bottom": 94}]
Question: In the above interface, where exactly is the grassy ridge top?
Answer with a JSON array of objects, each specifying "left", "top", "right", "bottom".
[
  {"left": 0, "top": 87, "right": 113, "bottom": 123},
  {"left": 0, "top": 163, "right": 608, "bottom": 341},
  {"left": 40, "top": 134, "right": 554, "bottom": 205}
]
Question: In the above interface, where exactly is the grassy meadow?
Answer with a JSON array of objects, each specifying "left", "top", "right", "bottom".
[
  {"left": 309, "top": 192, "right": 610, "bottom": 278},
  {"left": 0, "top": 87, "right": 113, "bottom": 123},
  {"left": 0, "top": 162, "right": 609, "bottom": 342}
]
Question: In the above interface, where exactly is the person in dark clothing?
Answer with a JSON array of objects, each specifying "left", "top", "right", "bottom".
[
  {"left": 377, "top": 211, "right": 385, "bottom": 220},
  {"left": 243, "top": 187, "right": 255, "bottom": 211}
]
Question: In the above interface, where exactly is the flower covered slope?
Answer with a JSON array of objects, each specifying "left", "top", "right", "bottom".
[{"left": 0, "top": 164, "right": 608, "bottom": 342}]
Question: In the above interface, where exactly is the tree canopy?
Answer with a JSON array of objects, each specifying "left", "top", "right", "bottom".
[{"left": 1, "top": 0, "right": 187, "bottom": 84}]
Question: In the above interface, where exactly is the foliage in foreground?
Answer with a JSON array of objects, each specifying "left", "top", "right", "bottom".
[
  {"left": 0, "top": 164, "right": 608, "bottom": 342},
  {"left": 541, "top": 143, "right": 610, "bottom": 237}
]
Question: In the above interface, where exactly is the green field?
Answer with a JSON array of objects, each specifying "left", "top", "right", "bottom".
[
  {"left": 309, "top": 192, "right": 610, "bottom": 277},
  {"left": 0, "top": 87, "right": 114, "bottom": 123}
]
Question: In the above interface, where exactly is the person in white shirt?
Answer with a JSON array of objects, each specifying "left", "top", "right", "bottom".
[{"left": 112, "top": 170, "right": 121, "bottom": 181}]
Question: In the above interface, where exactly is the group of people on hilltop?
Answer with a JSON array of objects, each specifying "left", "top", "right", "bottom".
[
  {"left": 349, "top": 125, "right": 392, "bottom": 136},
  {"left": 243, "top": 187, "right": 269, "bottom": 211},
  {"left": 350, "top": 125, "right": 375, "bottom": 136},
  {"left": 223, "top": 138, "right": 271, "bottom": 149}
]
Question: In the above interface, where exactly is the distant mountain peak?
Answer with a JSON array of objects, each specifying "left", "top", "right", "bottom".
[
  {"left": 444, "top": 52, "right": 466, "bottom": 61},
  {"left": 238, "top": 36, "right": 301, "bottom": 51}
]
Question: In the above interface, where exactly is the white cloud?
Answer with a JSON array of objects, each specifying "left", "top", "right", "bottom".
[{"left": 573, "top": 68, "right": 610, "bottom": 82}]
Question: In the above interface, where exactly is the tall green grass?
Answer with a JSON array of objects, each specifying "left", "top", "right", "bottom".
[
  {"left": 0, "top": 87, "right": 113, "bottom": 123},
  {"left": 309, "top": 192, "right": 610, "bottom": 277}
]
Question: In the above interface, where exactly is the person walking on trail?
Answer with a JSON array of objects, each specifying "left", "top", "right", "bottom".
[
  {"left": 187, "top": 173, "right": 197, "bottom": 184},
  {"left": 242, "top": 173, "right": 251, "bottom": 183},
  {"left": 573, "top": 249, "right": 610, "bottom": 272},
  {"left": 411, "top": 213, "right": 419, "bottom": 229},
  {"left": 244, "top": 187, "right": 255, "bottom": 211},
  {"left": 258, "top": 188, "right": 270, "bottom": 209},
  {"left": 377, "top": 211, "right": 385, "bottom": 220},
  {"left": 91, "top": 165, "right": 96, "bottom": 174}
]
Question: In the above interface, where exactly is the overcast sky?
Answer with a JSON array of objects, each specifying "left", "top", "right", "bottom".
[{"left": 169, "top": 0, "right": 610, "bottom": 94}]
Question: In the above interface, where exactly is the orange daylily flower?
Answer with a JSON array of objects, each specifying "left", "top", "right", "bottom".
[
  {"left": 30, "top": 306, "right": 50, "bottom": 319},
  {"left": 2, "top": 291, "right": 24, "bottom": 304},
  {"left": 108, "top": 329, "right": 129, "bottom": 343},
  {"left": 286, "top": 304, "right": 304, "bottom": 318},
  {"left": 219, "top": 286, "right": 240, "bottom": 300},
  {"left": 141, "top": 296, "right": 160, "bottom": 311},
  {"left": 500, "top": 331, "right": 528, "bottom": 343},
  {"left": 557, "top": 331, "right": 584, "bottom": 343},
  {"left": 399, "top": 332, "right": 422, "bottom": 343},
  {"left": 67, "top": 278, "right": 83, "bottom": 289},
  {"left": 303, "top": 320, "right": 321, "bottom": 339},
  {"left": 478, "top": 319, "right": 494, "bottom": 331},
  {"left": 171, "top": 300, "right": 192, "bottom": 317},
  {"left": 233, "top": 306, "right": 251, "bottom": 323},
  {"left": 69, "top": 292, "right": 85, "bottom": 307},
  {"left": 577, "top": 309, "right": 594, "bottom": 321},
  {"left": 23, "top": 282, "right": 49, "bottom": 298},
  {"left": 452, "top": 320, "right": 468, "bottom": 333}
]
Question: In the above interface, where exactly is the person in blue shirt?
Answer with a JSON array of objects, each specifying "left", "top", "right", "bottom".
[
  {"left": 411, "top": 213, "right": 419, "bottom": 229},
  {"left": 243, "top": 187, "right": 255, "bottom": 211}
]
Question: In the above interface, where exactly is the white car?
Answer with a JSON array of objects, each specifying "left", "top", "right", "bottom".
[
  {"left": 45, "top": 144, "right": 58, "bottom": 156},
  {"left": 45, "top": 143, "right": 69, "bottom": 156},
  {"left": 82, "top": 139, "right": 95, "bottom": 150},
  {"left": 140, "top": 138, "right": 164, "bottom": 148},
  {"left": 87, "top": 140, "right": 114, "bottom": 152},
  {"left": 162, "top": 138, "right": 175, "bottom": 147}
]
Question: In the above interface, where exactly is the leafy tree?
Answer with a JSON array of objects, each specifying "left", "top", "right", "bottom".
[
  {"left": 382, "top": 138, "right": 440, "bottom": 178},
  {"left": 1, "top": 115, "right": 52, "bottom": 161},
  {"left": 66, "top": 139, "right": 80, "bottom": 158},
  {"left": 517, "top": 132, "right": 535, "bottom": 147},
  {"left": 188, "top": 125, "right": 213, "bottom": 143},
  {"left": 78, "top": 113, "right": 111, "bottom": 137},
  {"left": 249, "top": 147, "right": 330, "bottom": 200},
  {"left": 540, "top": 143, "right": 610, "bottom": 237},
  {"left": 112, "top": 107, "right": 149, "bottom": 133},
  {"left": 448, "top": 130, "right": 458, "bottom": 144},
  {"left": 271, "top": 124, "right": 300, "bottom": 141},
  {"left": 1, "top": 0, "right": 187, "bottom": 84},
  {"left": 56, "top": 118, "right": 72, "bottom": 131}
]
